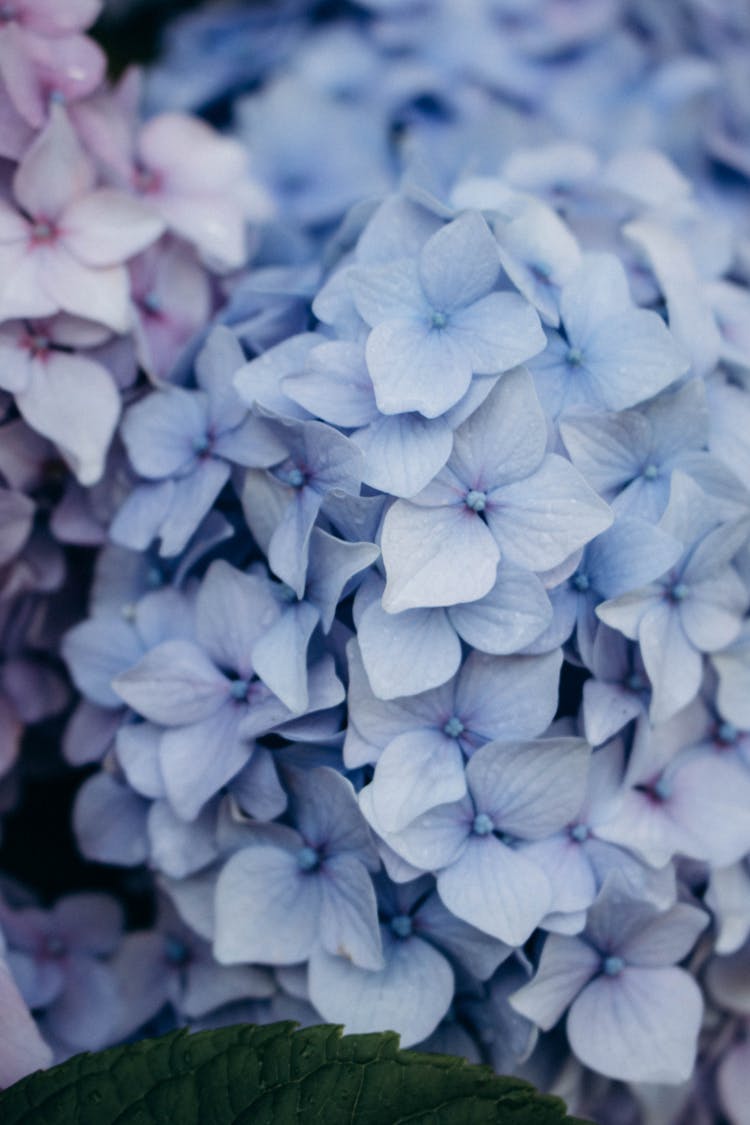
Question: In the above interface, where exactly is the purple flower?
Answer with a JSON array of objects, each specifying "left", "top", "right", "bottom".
[{"left": 510, "top": 882, "right": 708, "bottom": 1083}]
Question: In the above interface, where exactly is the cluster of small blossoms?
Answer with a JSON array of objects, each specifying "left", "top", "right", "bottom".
[
  {"left": 2, "top": 3, "right": 750, "bottom": 1124},
  {"left": 0, "top": 0, "right": 271, "bottom": 1084}
]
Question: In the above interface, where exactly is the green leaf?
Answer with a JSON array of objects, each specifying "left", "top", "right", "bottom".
[{"left": 0, "top": 1022, "right": 590, "bottom": 1124}]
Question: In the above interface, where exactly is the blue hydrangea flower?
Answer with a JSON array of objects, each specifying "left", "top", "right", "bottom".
[
  {"left": 113, "top": 560, "right": 344, "bottom": 820},
  {"left": 349, "top": 210, "right": 545, "bottom": 418},
  {"left": 597, "top": 472, "right": 750, "bottom": 721},
  {"left": 380, "top": 367, "right": 612, "bottom": 612},
  {"left": 510, "top": 882, "right": 708, "bottom": 1084},
  {"left": 363, "top": 736, "right": 591, "bottom": 946},
  {"left": 347, "top": 640, "right": 562, "bottom": 831},
  {"left": 307, "top": 875, "right": 509, "bottom": 1049},
  {"left": 112, "top": 327, "right": 286, "bottom": 557},
  {"left": 214, "top": 767, "right": 383, "bottom": 970}
]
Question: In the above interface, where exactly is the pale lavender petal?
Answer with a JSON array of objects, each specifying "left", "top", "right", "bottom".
[
  {"left": 113, "top": 640, "right": 228, "bottom": 726},
  {"left": 355, "top": 412, "right": 453, "bottom": 499},
  {"left": 381, "top": 501, "right": 499, "bottom": 612},
  {"left": 214, "top": 845, "right": 321, "bottom": 965},
  {"left": 366, "top": 317, "right": 474, "bottom": 418},
  {"left": 509, "top": 934, "right": 599, "bottom": 1029},
  {"left": 307, "top": 930, "right": 454, "bottom": 1048},
  {"left": 454, "top": 650, "right": 563, "bottom": 743},
  {"left": 319, "top": 855, "right": 383, "bottom": 970},
  {"left": 486, "top": 455, "right": 613, "bottom": 572},
  {"left": 368, "top": 728, "right": 467, "bottom": 833},
  {"left": 160, "top": 704, "right": 250, "bottom": 821},
  {"left": 437, "top": 835, "right": 551, "bottom": 946},
  {"left": 466, "top": 738, "right": 591, "bottom": 839},
  {"left": 0, "top": 960, "right": 52, "bottom": 1086},
  {"left": 419, "top": 212, "right": 499, "bottom": 312},
  {"left": 62, "top": 190, "right": 164, "bottom": 267},
  {"left": 567, "top": 967, "right": 703, "bottom": 1083},
  {"left": 73, "top": 773, "right": 149, "bottom": 866},
  {"left": 357, "top": 600, "right": 461, "bottom": 700},
  {"left": 196, "top": 560, "right": 279, "bottom": 678},
  {"left": 448, "top": 566, "right": 552, "bottom": 654},
  {"left": 17, "top": 353, "right": 120, "bottom": 485}
]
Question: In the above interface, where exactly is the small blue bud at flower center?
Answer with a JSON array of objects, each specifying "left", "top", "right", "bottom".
[
  {"left": 718, "top": 721, "right": 739, "bottom": 744},
  {"left": 570, "top": 823, "right": 589, "bottom": 842},
  {"left": 571, "top": 572, "right": 590, "bottom": 592},
  {"left": 566, "top": 346, "right": 584, "bottom": 367},
  {"left": 465, "top": 489, "right": 487, "bottom": 512},
  {"left": 443, "top": 716, "right": 464, "bottom": 738},
  {"left": 603, "top": 955, "right": 625, "bottom": 976},
  {"left": 473, "top": 812, "right": 494, "bottom": 836},
  {"left": 626, "top": 673, "right": 646, "bottom": 692},
  {"left": 193, "top": 435, "right": 211, "bottom": 455},
  {"left": 142, "top": 292, "right": 162, "bottom": 315},
  {"left": 287, "top": 467, "right": 305, "bottom": 488},
  {"left": 31, "top": 221, "right": 55, "bottom": 243},
  {"left": 230, "top": 679, "right": 249, "bottom": 700},
  {"left": 278, "top": 583, "right": 297, "bottom": 603},
  {"left": 390, "top": 914, "right": 413, "bottom": 939},
  {"left": 653, "top": 775, "right": 672, "bottom": 801},
  {"left": 669, "top": 582, "right": 689, "bottom": 602},
  {"left": 165, "top": 936, "right": 190, "bottom": 965},
  {"left": 643, "top": 464, "right": 659, "bottom": 480},
  {"left": 48, "top": 89, "right": 66, "bottom": 105},
  {"left": 431, "top": 311, "right": 448, "bottom": 329},
  {"left": 297, "top": 846, "right": 319, "bottom": 872}
]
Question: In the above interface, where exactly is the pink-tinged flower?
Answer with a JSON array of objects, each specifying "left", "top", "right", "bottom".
[
  {"left": 0, "top": 315, "right": 121, "bottom": 484},
  {"left": 0, "top": 948, "right": 52, "bottom": 1088},
  {"left": 0, "top": 2, "right": 105, "bottom": 128},
  {"left": 0, "top": 75, "right": 33, "bottom": 159},
  {"left": 129, "top": 237, "right": 212, "bottom": 380},
  {"left": 132, "top": 112, "right": 274, "bottom": 271},
  {"left": 0, "top": 105, "right": 165, "bottom": 333}
]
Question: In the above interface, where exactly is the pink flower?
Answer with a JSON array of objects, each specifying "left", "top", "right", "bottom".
[
  {"left": 0, "top": 950, "right": 52, "bottom": 1087},
  {"left": 0, "top": 105, "right": 164, "bottom": 333},
  {"left": 0, "top": 1, "right": 105, "bottom": 128},
  {"left": 0, "top": 315, "right": 121, "bottom": 484},
  {"left": 132, "top": 112, "right": 274, "bottom": 271},
  {"left": 129, "top": 237, "right": 212, "bottom": 380}
]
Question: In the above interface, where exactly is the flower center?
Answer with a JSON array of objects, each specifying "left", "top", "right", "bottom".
[
  {"left": 193, "top": 434, "right": 212, "bottom": 456},
  {"left": 22, "top": 331, "right": 51, "bottom": 359},
  {"left": 642, "top": 463, "right": 659, "bottom": 480},
  {"left": 134, "top": 166, "right": 161, "bottom": 195},
  {"left": 571, "top": 572, "right": 590, "bottom": 592},
  {"left": 569, "top": 823, "right": 589, "bottom": 842},
  {"left": 566, "top": 346, "right": 584, "bottom": 367},
  {"left": 431, "top": 310, "right": 448, "bottom": 329},
  {"left": 717, "top": 721, "right": 739, "bottom": 746},
  {"left": 390, "top": 914, "right": 413, "bottom": 939},
  {"left": 287, "top": 467, "right": 305, "bottom": 488},
  {"left": 465, "top": 489, "right": 487, "bottom": 512},
  {"left": 30, "top": 220, "right": 57, "bottom": 246},
  {"left": 652, "top": 775, "right": 672, "bottom": 802},
  {"left": 297, "top": 846, "right": 320, "bottom": 872},
  {"left": 164, "top": 936, "right": 191, "bottom": 966},
  {"left": 141, "top": 292, "right": 163, "bottom": 316},
  {"left": 602, "top": 955, "right": 625, "bottom": 977},
  {"left": 472, "top": 812, "right": 494, "bottom": 836},
  {"left": 443, "top": 715, "right": 464, "bottom": 738},
  {"left": 229, "top": 678, "right": 249, "bottom": 700},
  {"left": 668, "top": 581, "right": 689, "bottom": 603},
  {"left": 626, "top": 673, "right": 646, "bottom": 692}
]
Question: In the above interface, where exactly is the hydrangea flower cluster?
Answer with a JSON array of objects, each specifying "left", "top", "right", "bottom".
[{"left": 3, "top": 3, "right": 750, "bottom": 1124}]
